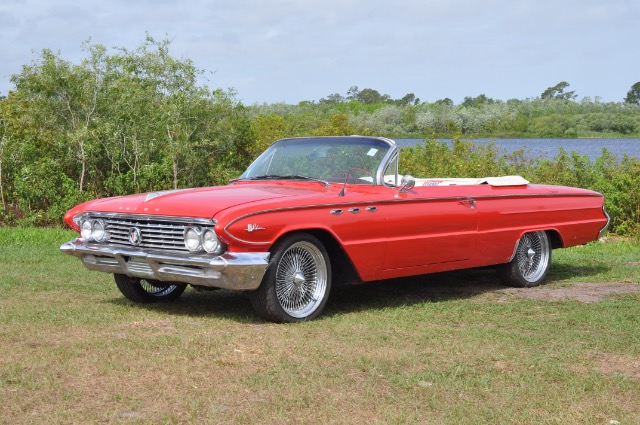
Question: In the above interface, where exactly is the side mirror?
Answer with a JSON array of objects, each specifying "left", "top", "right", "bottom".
[{"left": 398, "top": 175, "right": 415, "bottom": 193}]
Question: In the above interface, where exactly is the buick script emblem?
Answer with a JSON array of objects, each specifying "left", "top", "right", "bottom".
[
  {"left": 245, "top": 224, "right": 265, "bottom": 233},
  {"left": 128, "top": 227, "right": 142, "bottom": 246}
]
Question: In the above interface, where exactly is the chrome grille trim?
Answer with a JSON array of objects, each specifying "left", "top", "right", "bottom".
[{"left": 78, "top": 213, "right": 216, "bottom": 253}]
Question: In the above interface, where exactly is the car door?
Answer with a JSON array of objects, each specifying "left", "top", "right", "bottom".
[{"left": 382, "top": 186, "right": 478, "bottom": 270}]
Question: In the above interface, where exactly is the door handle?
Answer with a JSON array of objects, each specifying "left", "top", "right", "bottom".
[{"left": 459, "top": 199, "right": 476, "bottom": 209}]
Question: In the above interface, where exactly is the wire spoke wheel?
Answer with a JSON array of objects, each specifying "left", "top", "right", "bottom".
[
  {"left": 515, "top": 232, "right": 550, "bottom": 283},
  {"left": 140, "top": 279, "right": 182, "bottom": 298},
  {"left": 114, "top": 274, "right": 186, "bottom": 303},
  {"left": 498, "top": 231, "right": 551, "bottom": 288},
  {"left": 275, "top": 241, "right": 328, "bottom": 318},
  {"left": 249, "top": 233, "right": 332, "bottom": 322}
]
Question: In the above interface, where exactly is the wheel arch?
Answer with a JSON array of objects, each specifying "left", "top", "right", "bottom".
[
  {"left": 508, "top": 228, "right": 563, "bottom": 262},
  {"left": 498, "top": 229, "right": 553, "bottom": 288},
  {"left": 546, "top": 229, "right": 564, "bottom": 249},
  {"left": 272, "top": 228, "right": 362, "bottom": 288}
]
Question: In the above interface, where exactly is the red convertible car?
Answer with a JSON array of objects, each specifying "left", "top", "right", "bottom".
[{"left": 61, "top": 136, "right": 609, "bottom": 322}]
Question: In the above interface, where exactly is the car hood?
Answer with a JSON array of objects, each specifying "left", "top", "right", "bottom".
[{"left": 76, "top": 183, "right": 323, "bottom": 219}]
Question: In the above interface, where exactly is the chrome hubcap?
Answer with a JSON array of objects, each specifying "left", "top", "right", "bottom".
[
  {"left": 293, "top": 271, "right": 306, "bottom": 288},
  {"left": 527, "top": 248, "right": 535, "bottom": 260}
]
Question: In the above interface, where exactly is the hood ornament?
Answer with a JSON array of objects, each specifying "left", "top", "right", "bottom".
[{"left": 145, "top": 189, "right": 185, "bottom": 202}]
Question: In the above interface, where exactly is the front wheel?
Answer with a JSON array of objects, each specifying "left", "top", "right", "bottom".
[
  {"left": 249, "top": 233, "right": 331, "bottom": 323},
  {"left": 497, "top": 231, "right": 552, "bottom": 288},
  {"left": 114, "top": 274, "right": 186, "bottom": 303}
]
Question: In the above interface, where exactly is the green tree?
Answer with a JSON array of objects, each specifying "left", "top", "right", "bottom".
[
  {"left": 541, "top": 81, "right": 577, "bottom": 101},
  {"left": 10, "top": 47, "right": 105, "bottom": 193},
  {"left": 319, "top": 93, "right": 345, "bottom": 104},
  {"left": 0, "top": 99, "right": 9, "bottom": 210},
  {"left": 624, "top": 81, "right": 640, "bottom": 105},
  {"left": 461, "top": 94, "right": 495, "bottom": 108},
  {"left": 316, "top": 113, "right": 356, "bottom": 135},
  {"left": 346, "top": 86, "right": 360, "bottom": 101},
  {"left": 435, "top": 98, "right": 454, "bottom": 106},
  {"left": 250, "top": 114, "right": 289, "bottom": 156},
  {"left": 2, "top": 37, "right": 249, "bottom": 224},
  {"left": 396, "top": 93, "right": 418, "bottom": 106},
  {"left": 356, "top": 88, "right": 390, "bottom": 104}
]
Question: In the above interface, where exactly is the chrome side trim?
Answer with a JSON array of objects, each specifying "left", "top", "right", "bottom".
[
  {"left": 223, "top": 192, "right": 603, "bottom": 245},
  {"left": 60, "top": 239, "right": 269, "bottom": 290}
]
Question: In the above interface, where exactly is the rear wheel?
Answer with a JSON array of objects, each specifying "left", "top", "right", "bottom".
[
  {"left": 114, "top": 274, "right": 186, "bottom": 303},
  {"left": 249, "top": 233, "right": 331, "bottom": 323},
  {"left": 498, "top": 231, "right": 551, "bottom": 288}
]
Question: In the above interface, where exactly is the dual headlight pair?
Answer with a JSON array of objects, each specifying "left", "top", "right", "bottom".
[
  {"left": 80, "top": 218, "right": 108, "bottom": 242},
  {"left": 184, "top": 226, "right": 224, "bottom": 254}
]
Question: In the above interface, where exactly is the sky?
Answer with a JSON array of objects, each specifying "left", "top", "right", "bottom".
[{"left": 1, "top": 0, "right": 639, "bottom": 105}]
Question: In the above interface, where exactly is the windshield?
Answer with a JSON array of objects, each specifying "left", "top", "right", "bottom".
[{"left": 240, "top": 137, "right": 393, "bottom": 185}]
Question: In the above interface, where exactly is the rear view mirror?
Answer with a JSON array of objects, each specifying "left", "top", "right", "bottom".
[{"left": 398, "top": 175, "right": 415, "bottom": 193}]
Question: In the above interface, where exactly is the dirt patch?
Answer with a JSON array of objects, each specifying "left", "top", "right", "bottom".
[
  {"left": 502, "top": 282, "right": 640, "bottom": 303},
  {"left": 592, "top": 352, "right": 640, "bottom": 380}
]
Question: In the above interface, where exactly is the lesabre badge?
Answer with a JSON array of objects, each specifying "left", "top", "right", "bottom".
[{"left": 246, "top": 224, "right": 265, "bottom": 233}]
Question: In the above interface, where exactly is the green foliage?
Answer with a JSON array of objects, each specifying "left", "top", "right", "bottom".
[
  {"left": 461, "top": 94, "right": 496, "bottom": 108},
  {"left": 13, "top": 158, "right": 89, "bottom": 225},
  {"left": 240, "top": 89, "right": 640, "bottom": 140},
  {"left": 0, "top": 37, "right": 254, "bottom": 225},
  {"left": 400, "top": 137, "right": 503, "bottom": 178},
  {"left": 625, "top": 81, "right": 640, "bottom": 105},
  {"left": 541, "top": 81, "right": 577, "bottom": 101}
]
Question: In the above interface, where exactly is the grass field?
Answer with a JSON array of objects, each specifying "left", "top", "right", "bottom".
[{"left": 1, "top": 227, "right": 639, "bottom": 424}]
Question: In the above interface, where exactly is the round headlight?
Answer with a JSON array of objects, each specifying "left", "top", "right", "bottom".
[
  {"left": 92, "top": 219, "right": 107, "bottom": 242},
  {"left": 202, "top": 229, "right": 219, "bottom": 253},
  {"left": 184, "top": 227, "right": 201, "bottom": 252},
  {"left": 80, "top": 220, "right": 93, "bottom": 240}
]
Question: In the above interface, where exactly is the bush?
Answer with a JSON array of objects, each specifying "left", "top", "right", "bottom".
[{"left": 13, "top": 159, "right": 90, "bottom": 226}]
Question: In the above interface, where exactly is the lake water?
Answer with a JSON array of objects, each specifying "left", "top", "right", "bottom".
[{"left": 395, "top": 138, "right": 640, "bottom": 161}]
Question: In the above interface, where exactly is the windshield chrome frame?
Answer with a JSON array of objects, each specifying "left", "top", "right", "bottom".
[
  {"left": 374, "top": 139, "right": 400, "bottom": 187},
  {"left": 240, "top": 136, "right": 399, "bottom": 186}
]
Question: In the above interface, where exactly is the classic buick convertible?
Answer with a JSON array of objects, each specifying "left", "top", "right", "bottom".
[{"left": 61, "top": 136, "right": 609, "bottom": 322}]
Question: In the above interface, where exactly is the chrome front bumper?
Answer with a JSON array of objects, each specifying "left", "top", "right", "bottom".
[{"left": 60, "top": 239, "right": 270, "bottom": 290}]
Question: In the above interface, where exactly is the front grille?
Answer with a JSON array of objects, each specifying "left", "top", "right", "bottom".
[
  {"left": 105, "top": 217, "right": 188, "bottom": 251},
  {"left": 83, "top": 214, "right": 215, "bottom": 253}
]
